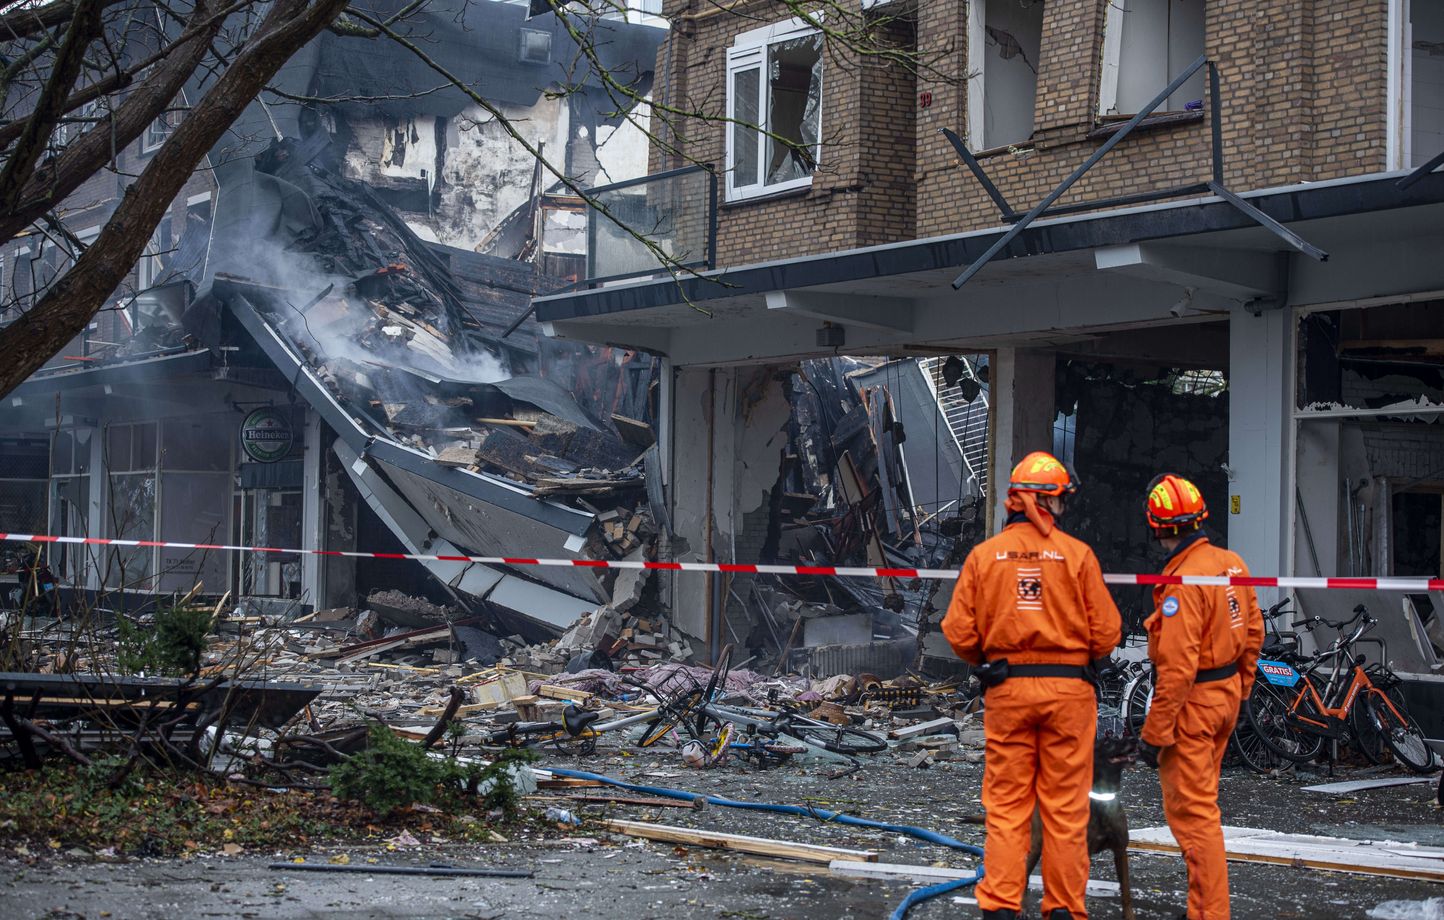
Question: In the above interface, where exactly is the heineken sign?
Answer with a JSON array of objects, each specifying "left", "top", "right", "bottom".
[{"left": 240, "top": 408, "right": 293, "bottom": 463}]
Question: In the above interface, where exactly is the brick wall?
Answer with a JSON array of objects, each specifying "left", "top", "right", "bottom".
[
  {"left": 660, "top": 0, "right": 1391, "bottom": 263},
  {"left": 655, "top": 0, "right": 917, "bottom": 265}
]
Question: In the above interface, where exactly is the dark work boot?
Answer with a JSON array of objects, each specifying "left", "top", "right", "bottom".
[
  {"left": 1046, "top": 911, "right": 1075, "bottom": 920},
  {"left": 980, "top": 910, "right": 1020, "bottom": 920}
]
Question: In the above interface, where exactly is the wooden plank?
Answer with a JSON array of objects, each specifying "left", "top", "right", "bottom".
[
  {"left": 606, "top": 819, "right": 879, "bottom": 865},
  {"left": 537, "top": 684, "right": 593, "bottom": 702},
  {"left": 827, "top": 861, "right": 1118, "bottom": 898},
  {"left": 537, "top": 777, "right": 606, "bottom": 789},
  {"left": 1129, "top": 825, "right": 1444, "bottom": 882}
]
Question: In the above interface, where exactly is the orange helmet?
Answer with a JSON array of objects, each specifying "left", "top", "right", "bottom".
[
  {"left": 1145, "top": 473, "right": 1208, "bottom": 535},
  {"left": 1008, "top": 451, "right": 1079, "bottom": 497}
]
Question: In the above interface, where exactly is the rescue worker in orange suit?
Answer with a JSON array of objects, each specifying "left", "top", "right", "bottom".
[
  {"left": 943, "top": 451, "right": 1122, "bottom": 920},
  {"left": 1138, "top": 474, "right": 1264, "bottom": 920}
]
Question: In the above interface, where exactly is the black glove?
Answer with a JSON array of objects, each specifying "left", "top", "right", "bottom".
[{"left": 1139, "top": 741, "right": 1162, "bottom": 769}]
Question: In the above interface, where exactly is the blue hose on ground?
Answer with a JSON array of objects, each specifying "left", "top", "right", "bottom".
[{"left": 548, "top": 767, "right": 983, "bottom": 919}]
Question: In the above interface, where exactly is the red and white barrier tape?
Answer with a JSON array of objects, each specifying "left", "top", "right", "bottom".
[{"left": 2, "top": 532, "right": 1441, "bottom": 590}]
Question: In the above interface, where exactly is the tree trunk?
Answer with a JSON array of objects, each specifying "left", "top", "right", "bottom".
[{"left": 0, "top": 0, "right": 351, "bottom": 399}]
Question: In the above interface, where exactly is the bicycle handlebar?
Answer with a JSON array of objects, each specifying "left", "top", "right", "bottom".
[{"left": 1291, "top": 604, "right": 1373, "bottom": 633}]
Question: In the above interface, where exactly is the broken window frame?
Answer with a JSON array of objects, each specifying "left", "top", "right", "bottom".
[
  {"left": 141, "top": 110, "right": 174, "bottom": 154},
  {"left": 1290, "top": 299, "right": 1444, "bottom": 588},
  {"left": 1388, "top": 0, "right": 1411, "bottom": 168},
  {"left": 966, "top": 0, "right": 1045, "bottom": 151},
  {"left": 49, "top": 426, "right": 94, "bottom": 584},
  {"left": 1392, "top": 0, "right": 1444, "bottom": 169},
  {"left": 724, "top": 18, "right": 824, "bottom": 202},
  {"left": 1097, "top": 0, "right": 1207, "bottom": 117}
]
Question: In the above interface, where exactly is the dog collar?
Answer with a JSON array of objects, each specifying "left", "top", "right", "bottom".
[{"left": 1089, "top": 791, "right": 1118, "bottom": 802}]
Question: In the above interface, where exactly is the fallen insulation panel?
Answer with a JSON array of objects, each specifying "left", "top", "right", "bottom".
[{"left": 1130, "top": 825, "right": 1444, "bottom": 882}]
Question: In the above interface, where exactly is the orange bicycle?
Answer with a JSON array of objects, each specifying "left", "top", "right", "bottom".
[{"left": 1244, "top": 604, "right": 1434, "bottom": 772}]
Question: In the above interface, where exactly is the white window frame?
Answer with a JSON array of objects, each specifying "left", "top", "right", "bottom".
[
  {"left": 966, "top": 0, "right": 1044, "bottom": 151},
  {"left": 1388, "top": 0, "right": 1413, "bottom": 171},
  {"left": 136, "top": 217, "right": 170, "bottom": 291},
  {"left": 724, "top": 17, "right": 824, "bottom": 203},
  {"left": 141, "top": 112, "right": 171, "bottom": 153},
  {"left": 966, "top": 0, "right": 986, "bottom": 149},
  {"left": 12, "top": 245, "right": 30, "bottom": 302},
  {"left": 1097, "top": 0, "right": 1206, "bottom": 117}
]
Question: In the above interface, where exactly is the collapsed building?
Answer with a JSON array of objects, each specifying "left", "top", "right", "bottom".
[
  {"left": 0, "top": 1, "right": 669, "bottom": 644},
  {"left": 0, "top": 0, "right": 988, "bottom": 678}
]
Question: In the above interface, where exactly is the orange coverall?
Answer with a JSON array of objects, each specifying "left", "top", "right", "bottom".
[
  {"left": 943, "top": 515, "right": 1122, "bottom": 918},
  {"left": 1141, "top": 535, "right": 1264, "bottom": 920}
]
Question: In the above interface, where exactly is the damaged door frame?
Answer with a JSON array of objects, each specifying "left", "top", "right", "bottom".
[{"left": 1286, "top": 289, "right": 1444, "bottom": 590}]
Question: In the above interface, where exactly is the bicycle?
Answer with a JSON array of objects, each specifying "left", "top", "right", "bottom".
[
  {"left": 479, "top": 703, "right": 660, "bottom": 754},
  {"left": 638, "top": 644, "right": 888, "bottom": 762},
  {"left": 1244, "top": 603, "right": 1434, "bottom": 773}
]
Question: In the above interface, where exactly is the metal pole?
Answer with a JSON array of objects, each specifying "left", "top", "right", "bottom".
[
  {"left": 1205, "top": 181, "right": 1329, "bottom": 262},
  {"left": 940, "top": 128, "right": 1017, "bottom": 220},
  {"left": 951, "top": 54, "right": 1209, "bottom": 290},
  {"left": 1209, "top": 62, "right": 1224, "bottom": 185},
  {"left": 1398, "top": 147, "right": 1444, "bottom": 190}
]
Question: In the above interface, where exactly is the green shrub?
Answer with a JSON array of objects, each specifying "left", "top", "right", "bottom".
[
  {"left": 116, "top": 603, "right": 214, "bottom": 677},
  {"left": 328, "top": 724, "right": 534, "bottom": 817}
]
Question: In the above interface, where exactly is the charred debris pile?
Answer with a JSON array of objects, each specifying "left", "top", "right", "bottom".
[
  {"left": 722, "top": 358, "right": 986, "bottom": 678},
  {"left": 230, "top": 140, "right": 656, "bottom": 504},
  {"left": 18, "top": 137, "right": 981, "bottom": 677}
]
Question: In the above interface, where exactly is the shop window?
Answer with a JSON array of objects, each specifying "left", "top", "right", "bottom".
[
  {"left": 968, "top": 0, "right": 1045, "bottom": 149},
  {"left": 49, "top": 428, "right": 92, "bottom": 583},
  {"left": 726, "top": 20, "right": 824, "bottom": 201},
  {"left": 0, "top": 436, "right": 51, "bottom": 572},
  {"left": 1099, "top": 0, "right": 1205, "bottom": 116}
]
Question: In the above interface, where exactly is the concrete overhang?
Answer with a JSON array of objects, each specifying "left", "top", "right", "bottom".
[{"left": 534, "top": 169, "right": 1444, "bottom": 366}]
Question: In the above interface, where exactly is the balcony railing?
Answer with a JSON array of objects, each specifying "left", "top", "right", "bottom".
[{"left": 583, "top": 164, "right": 716, "bottom": 287}]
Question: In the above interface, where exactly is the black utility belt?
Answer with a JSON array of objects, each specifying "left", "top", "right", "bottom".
[
  {"left": 1007, "top": 664, "right": 1090, "bottom": 679},
  {"left": 974, "top": 659, "right": 1089, "bottom": 688},
  {"left": 1195, "top": 662, "right": 1239, "bottom": 683}
]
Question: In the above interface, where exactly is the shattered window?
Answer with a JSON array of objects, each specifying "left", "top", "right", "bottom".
[
  {"left": 726, "top": 23, "right": 823, "bottom": 200},
  {"left": 1100, "top": 0, "right": 1205, "bottom": 116},
  {"left": 103, "top": 421, "right": 159, "bottom": 590},
  {"left": 976, "top": 0, "right": 1044, "bottom": 149},
  {"left": 105, "top": 473, "right": 156, "bottom": 589}
]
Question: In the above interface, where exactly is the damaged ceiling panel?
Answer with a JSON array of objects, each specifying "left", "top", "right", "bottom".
[{"left": 335, "top": 439, "right": 596, "bottom": 638}]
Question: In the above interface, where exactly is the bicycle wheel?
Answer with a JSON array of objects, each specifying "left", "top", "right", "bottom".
[
  {"left": 1244, "top": 681, "right": 1324, "bottom": 763},
  {"left": 1363, "top": 689, "right": 1435, "bottom": 773},
  {"left": 786, "top": 720, "right": 888, "bottom": 755},
  {"left": 637, "top": 687, "right": 704, "bottom": 747},
  {"left": 1119, "top": 671, "right": 1153, "bottom": 738},
  {"left": 1231, "top": 708, "right": 1282, "bottom": 774},
  {"left": 1348, "top": 684, "right": 1404, "bottom": 765}
]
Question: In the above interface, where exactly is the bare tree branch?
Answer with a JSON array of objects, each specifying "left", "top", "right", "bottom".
[
  {"left": 0, "top": 0, "right": 350, "bottom": 398},
  {"left": 0, "top": 0, "right": 226, "bottom": 242},
  {"left": 0, "top": 0, "right": 106, "bottom": 212},
  {"left": 0, "top": 0, "right": 132, "bottom": 43}
]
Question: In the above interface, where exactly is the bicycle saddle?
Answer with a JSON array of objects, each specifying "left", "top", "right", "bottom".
[{"left": 563, "top": 705, "right": 600, "bottom": 736}]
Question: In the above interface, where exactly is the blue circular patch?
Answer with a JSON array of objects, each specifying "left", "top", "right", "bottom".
[{"left": 1162, "top": 596, "right": 1180, "bottom": 617}]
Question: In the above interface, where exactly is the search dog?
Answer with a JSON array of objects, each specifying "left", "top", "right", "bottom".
[{"left": 1025, "top": 734, "right": 1139, "bottom": 920}]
